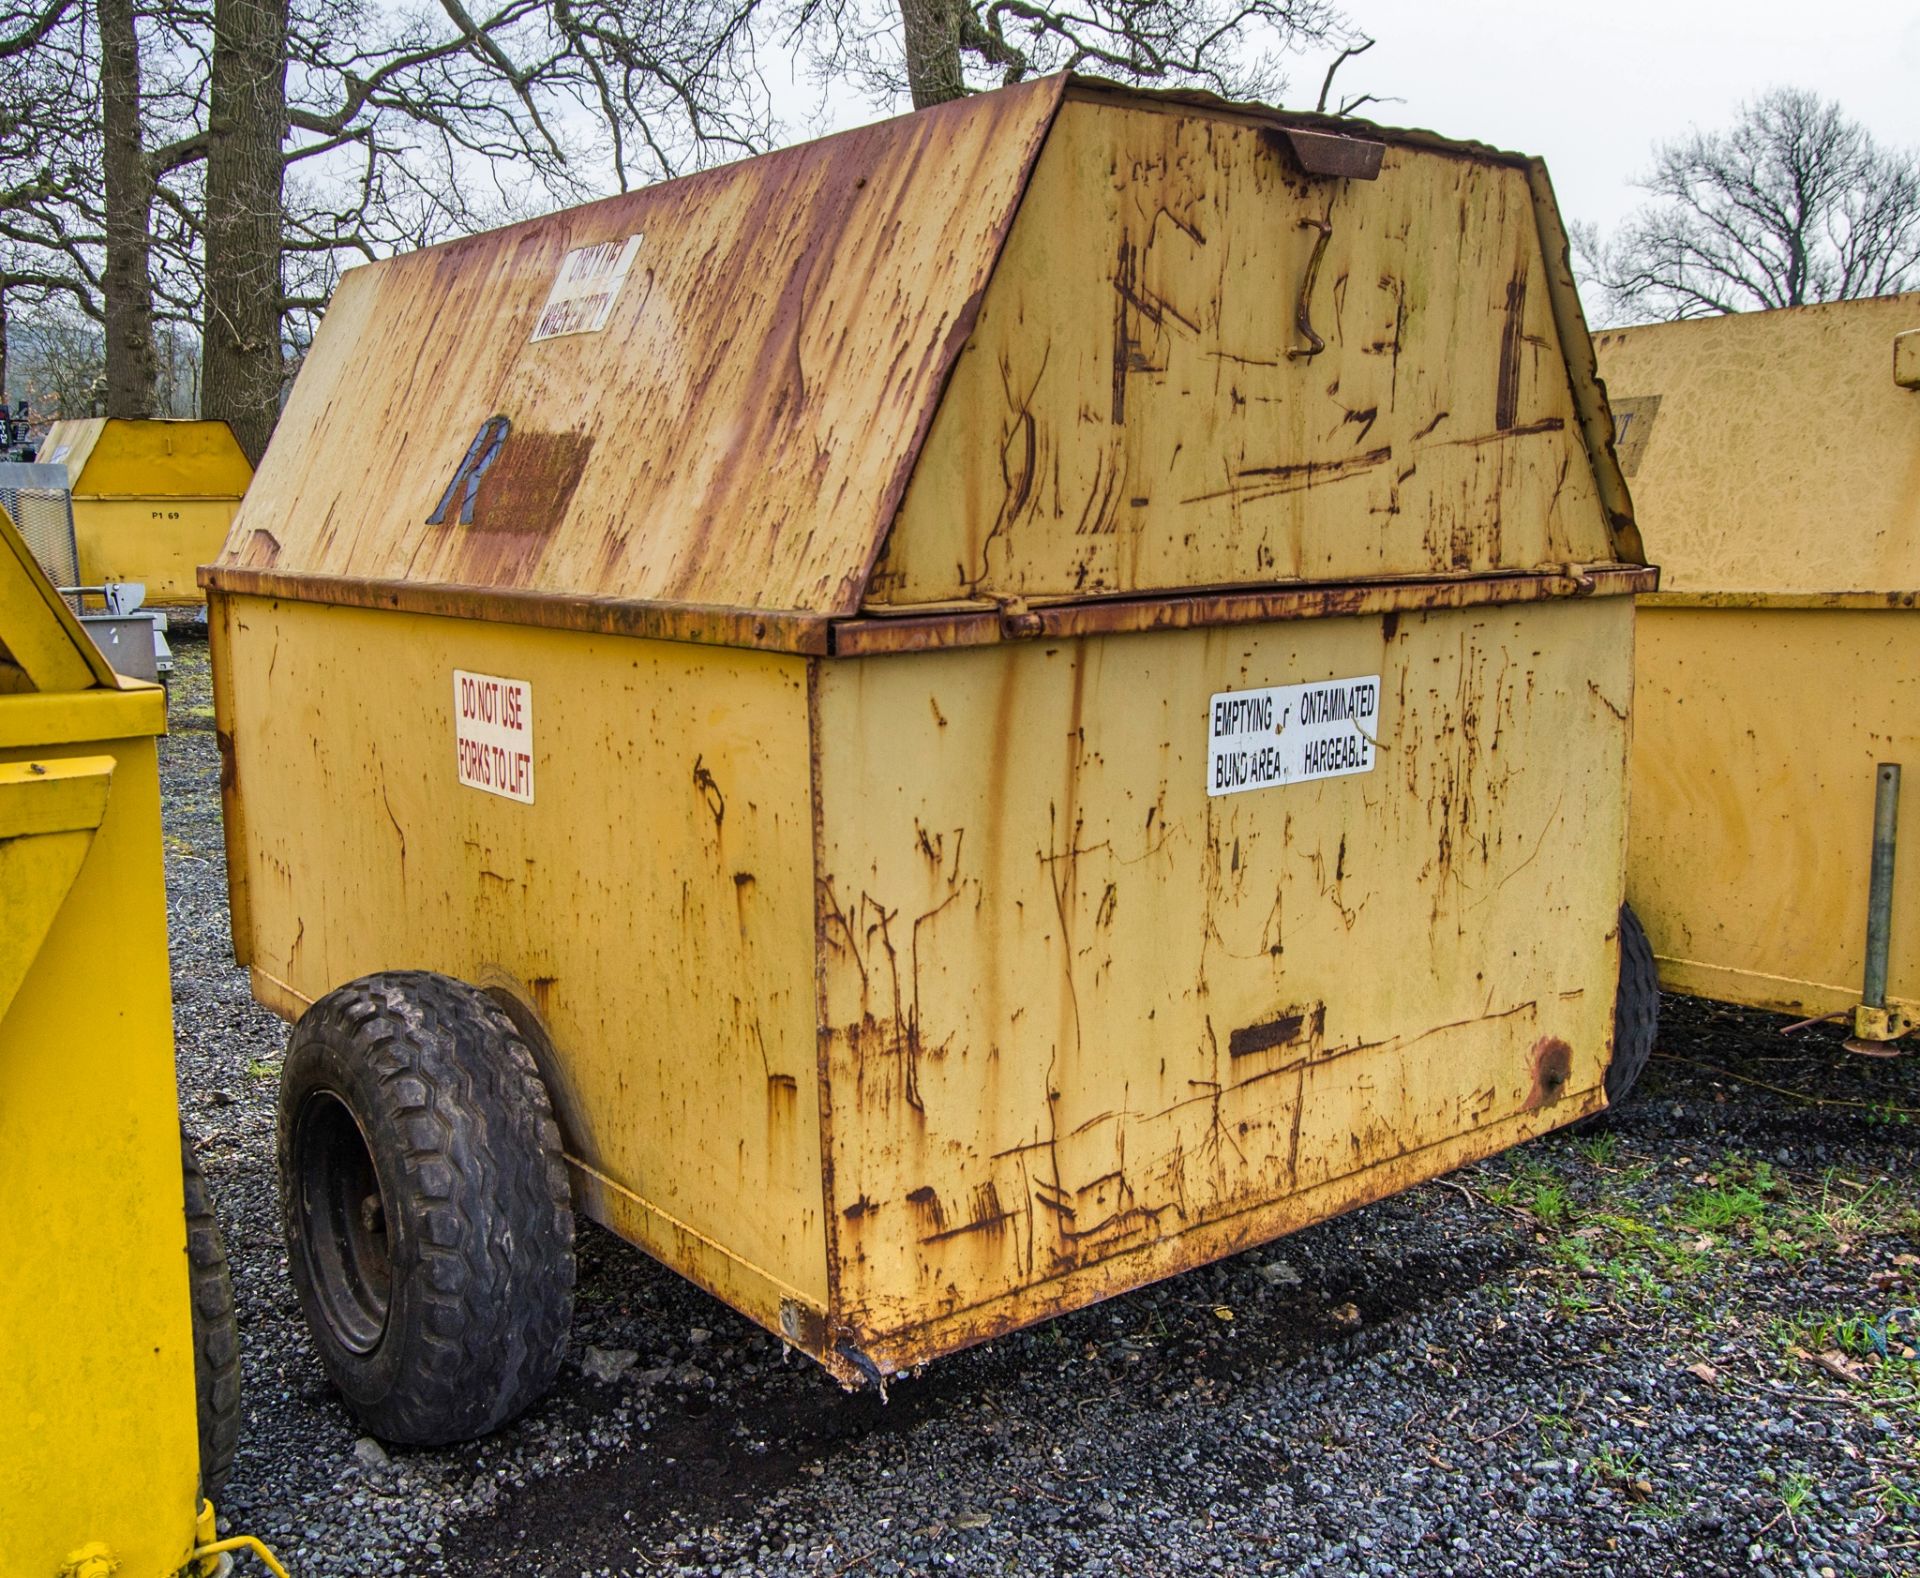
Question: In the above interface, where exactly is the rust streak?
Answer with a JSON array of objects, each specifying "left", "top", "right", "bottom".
[
  {"left": 1437, "top": 417, "right": 1564, "bottom": 450},
  {"left": 1495, "top": 264, "right": 1528, "bottom": 431}
]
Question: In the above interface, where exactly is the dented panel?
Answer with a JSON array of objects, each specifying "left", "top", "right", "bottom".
[
  {"left": 207, "top": 81, "right": 1067, "bottom": 619},
  {"left": 204, "top": 78, "right": 1637, "bottom": 648}
]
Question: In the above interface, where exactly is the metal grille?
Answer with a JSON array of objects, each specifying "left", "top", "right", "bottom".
[{"left": 0, "top": 462, "right": 80, "bottom": 590}]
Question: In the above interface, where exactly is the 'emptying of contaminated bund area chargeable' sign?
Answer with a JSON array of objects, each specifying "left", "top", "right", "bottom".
[
  {"left": 1207, "top": 674, "right": 1380, "bottom": 797},
  {"left": 454, "top": 669, "right": 534, "bottom": 804},
  {"left": 529, "top": 235, "right": 643, "bottom": 342}
]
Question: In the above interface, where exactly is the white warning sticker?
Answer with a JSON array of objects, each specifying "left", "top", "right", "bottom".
[
  {"left": 1207, "top": 674, "right": 1380, "bottom": 797},
  {"left": 530, "top": 234, "right": 643, "bottom": 342},
  {"left": 454, "top": 669, "right": 534, "bottom": 804}
]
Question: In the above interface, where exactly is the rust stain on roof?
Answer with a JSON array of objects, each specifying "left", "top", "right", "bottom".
[{"left": 223, "top": 77, "right": 1069, "bottom": 618}]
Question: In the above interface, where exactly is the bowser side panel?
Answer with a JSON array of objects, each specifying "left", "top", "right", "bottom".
[
  {"left": 74, "top": 495, "right": 242, "bottom": 606},
  {"left": 0, "top": 732, "right": 202, "bottom": 1577},
  {"left": 214, "top": 596, "right": 831, "bottom": 1332},
  {"left": 1630, "top": 605, "right": 1920, "bottom": 1017},
  {"left": 813, "top": 597, "right": 1631, "bottom": 1371}
]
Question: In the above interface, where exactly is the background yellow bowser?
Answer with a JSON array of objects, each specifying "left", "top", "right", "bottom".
[
  {"left": 0, "top": 506, "right": 278, "bottom": 1575},
  {"left": 38, "top": 418, "right": 253, "bottom": 609},
  {"left": 1595, "top": 296, "right": 1919, "bottom": 1052}
]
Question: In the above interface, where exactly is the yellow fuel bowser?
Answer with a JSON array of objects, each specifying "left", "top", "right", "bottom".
[
  {"left": 207, "top": 77, "right": 1659, "bottom": 1445},
  {"left": 38, "top": 419, "right": 253, "bottom": 608},
  {"left": 1595, "top": 295, "right": 1919, "bottom": 1050},
  {"left": 0, "top": 506, "right": 280, "bottom": 1575}
]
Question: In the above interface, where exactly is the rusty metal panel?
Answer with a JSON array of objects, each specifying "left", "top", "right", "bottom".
[
  {"left": 209, "top": 80, "right": 1067, "bottom": 621},
  {"left": 867, "top": 97, "right": 1626, "bottom": 609},
  {"left": 827, "top": 565, "right": 1655, "bottom": 653},
  {"left": 812, "top": 598, "right": 1631, "bottom": 1370},
  {"left": 202, "top": 566, "right": 836, "bottom": 654},
  {"left": 213, "top": 597, "right": 831, "bottom": 1334},
  {"left": 211, "top": 81, "right": 1648, "bottom": 1390},
  {"left": 1593, "top": 294, "right": 1920, "bottom": 597}
]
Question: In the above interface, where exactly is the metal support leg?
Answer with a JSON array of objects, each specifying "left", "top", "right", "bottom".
[{"left": 1849, "top": 762, "right": 1911, "bottom": 1052}]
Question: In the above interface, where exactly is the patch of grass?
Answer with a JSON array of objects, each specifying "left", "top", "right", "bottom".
[
  {"left": 1678, "top": 1182, "right": 1769, "bottom": 1233},
  {"left": 1533, "top": 1394, "right": 1579, "bottom": 1452},
  {"left": 243, "top": 1057, "right": 277, "bottom": 1080},
  {"left": 1868, "top": 1474, "right": 1919, "bottom": 1517},
  {"left": 1583, "top": 1209, "right": 1654, "bottom": 1241},
  {"left": 1792, "top": 1170, "right": 1920, "bottom": 1246},
  {"left": 1548, "top": 1238, "right": 1596, "bottom": 1274},
  {"left": 1530, "top": 1181, "right": 1575, "bottom": 1228},
  {"left": 1588, "top": 1443, "right": 1648, "bottom": 1488},
  {"left": 1778, "top": 1468, "right": 1817, "bottom": 1521},
  {"left": 1549, "top": 1285, "right": 1598, "bottom": 1320},
  {"left": 1575, "top": 1130, "right": 1620, "bottom": 1167},
  {"left": 1599, "top": 1255, "right": 1664, "bottom": 1304}
]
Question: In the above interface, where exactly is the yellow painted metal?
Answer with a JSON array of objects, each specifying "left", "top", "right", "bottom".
[
  {"left": 211, "top": 78, "right": 1645, "bottom": 1383},
  {"left": 190, "top": 1500, "right": 292, "bottom": 1578},
  {"left": 1594, "top": 295, "right": 1920, "bottom": 597},
  {"left": 1595, "top": 295, "right": 1920, "bottom": 1022},
  {"left": 39, "top": 418, "right": 252, "bottom": 606},
  {"left": 206, "top": 82, "right": 1067, "bottom": 616},
  {"left": 215, "top": 599, "right": 830, "bottom": 1335},
  {"left": 872, "top": 93, "right": 1625, "bottom": 605},
  {"left": 0, "top": 505, "right": 205, "bottom": 1574},
  {"left": 1855, "top": 1003, "right": 1914, "bottom": 1041},
  {"left": 814, "top": 599, "right": 1629, "bottom": 1364},
  {"left": 0, "top": 756, "right": 113, "bottom": 1013},
  {"left": 2, "top": 500, "right": 121, "bottom": 695}
]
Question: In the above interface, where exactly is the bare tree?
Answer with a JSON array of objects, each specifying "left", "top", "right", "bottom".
[
  {"left": 202, "top": 0, "right": 286, "bottom": 460},
  {"left": 5, "top": 0, "right": 1363, "bottom": 449},
  {"left": 1, "top": 0, "right": 210, "bottom": 419},
  {"left": 2, "top": 294, "right": 102, "bottom": 416},
  {"left": 100, "top": 0, "right": 158, "bottom": 412},
  {"left": 1580, "top": 88, "right": 1920, "bottom": 325},
  {"left": 800, "top": 0, "right": 1349, "bottom": 111}
]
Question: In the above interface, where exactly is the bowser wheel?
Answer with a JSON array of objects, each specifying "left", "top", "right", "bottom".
[
  {"left": 277, "top": 971, "right": 575, "bottom": 1446},
  {"left": 1605, "top": 904, "right": 1660, "bottom": 1110},
  {"left": 183, "top": 1129, "right": 242, "bottom": 1495}
]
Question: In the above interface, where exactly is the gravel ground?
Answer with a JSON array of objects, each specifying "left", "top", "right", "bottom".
[{"left": 160, "top": 633, "right": 1920, "bottom": 1578}]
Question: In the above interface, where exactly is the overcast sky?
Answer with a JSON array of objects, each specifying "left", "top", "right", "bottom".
[{"left": 766, "top": 0, "right": 1920, "bottom": 241}]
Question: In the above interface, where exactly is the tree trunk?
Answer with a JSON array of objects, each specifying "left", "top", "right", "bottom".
[
  {"left": 203, "top": 0, "right": 288, "bottom": 464},
  {"left": 900, "top": 0, "right": 964, "bottom": 109},
  {"left": 99, "top": 0, "right": 157, "bottom": 417}
]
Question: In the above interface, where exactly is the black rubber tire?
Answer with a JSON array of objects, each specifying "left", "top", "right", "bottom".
[
  {"left": 277, "top": 970, "right": 576, "bottom": 1446},
  {"left": 182, "top": 1128, "right": 242, "bottom": 1496},
  {"left": 1605, "top": 903, "right": 1660, "bottom": 1110}
]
